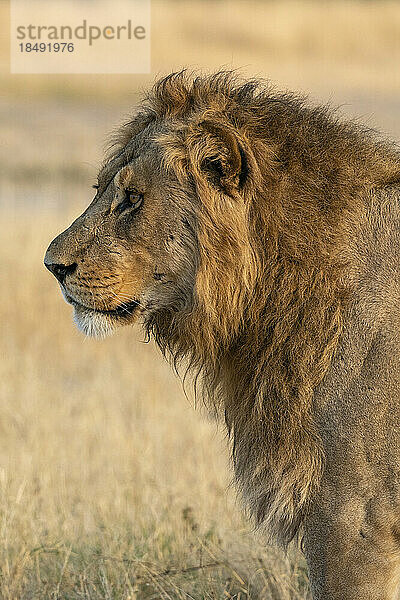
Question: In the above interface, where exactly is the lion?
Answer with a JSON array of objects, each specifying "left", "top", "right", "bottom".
[{"left": 45, "top": 71, "right": 400, "bottom": 599}]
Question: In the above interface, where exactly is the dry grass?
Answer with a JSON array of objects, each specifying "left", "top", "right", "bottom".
[{"left": 0, "top": 207, "right": 309, "bottom": 598}]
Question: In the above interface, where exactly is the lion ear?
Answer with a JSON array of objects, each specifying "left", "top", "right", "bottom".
[{"left": 197, "top": 120, "right": 247, "bottom": 196}]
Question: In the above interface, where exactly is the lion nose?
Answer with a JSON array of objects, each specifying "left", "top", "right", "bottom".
[{"left": 44, "top": 260, "right": 77, "bottom": 284}]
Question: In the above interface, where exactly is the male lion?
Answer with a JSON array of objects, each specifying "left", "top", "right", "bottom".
[{"left": 45, "top": 72, "right": 400, "bottom": 599}]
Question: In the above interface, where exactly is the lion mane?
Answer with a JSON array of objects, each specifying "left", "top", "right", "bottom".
[{"left": 111, "top": 72, "right": 400, "bottom": 547}]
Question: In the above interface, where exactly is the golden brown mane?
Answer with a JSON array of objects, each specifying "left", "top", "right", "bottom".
[{"left": 111, "top": 71, "right": 400, "bottom": 546}]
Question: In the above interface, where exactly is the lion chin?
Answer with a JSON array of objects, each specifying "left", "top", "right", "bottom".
[{"left": 73, "top": 305, "right": 118, "bottom": 339}]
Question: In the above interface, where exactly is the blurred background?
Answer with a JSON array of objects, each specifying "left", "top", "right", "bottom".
[{"left": 1, "top": 1, "right": 399, "bottom": 598}]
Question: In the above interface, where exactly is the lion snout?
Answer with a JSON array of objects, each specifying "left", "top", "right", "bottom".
[
  {"left": 44, "top": 233, "right": 77, "bottom": 284},
  {"left": 44, "top": 258, "right": 77, "bottom": 285}
]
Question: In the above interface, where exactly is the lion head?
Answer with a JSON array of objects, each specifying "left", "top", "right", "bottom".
[{"left": 45, "top": 71, "right": 400, "bottom": 546}]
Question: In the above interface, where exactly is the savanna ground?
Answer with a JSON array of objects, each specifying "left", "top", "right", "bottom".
[{"left": 1, "top": 1, "right": 400, "bottom": 598}]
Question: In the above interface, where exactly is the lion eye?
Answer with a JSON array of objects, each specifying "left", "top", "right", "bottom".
[
  {"left": 115, "top": 189, "right": 144, "bottom": 214},
  {"left": 126, "top": 190, "right": 144, "bottom": 210}
]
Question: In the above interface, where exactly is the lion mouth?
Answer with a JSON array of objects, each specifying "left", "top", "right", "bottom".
[{"left": 64, "top": 292, "right": 140, "bottom": 319}]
